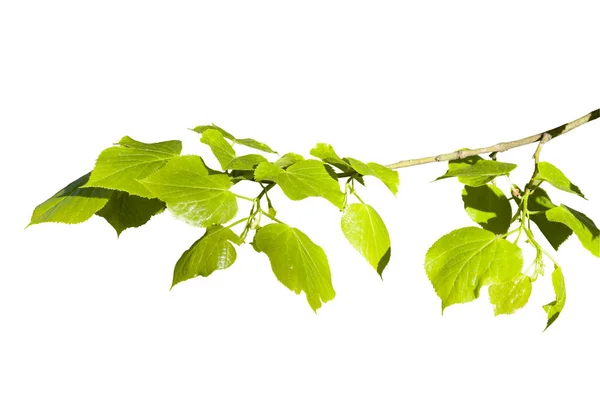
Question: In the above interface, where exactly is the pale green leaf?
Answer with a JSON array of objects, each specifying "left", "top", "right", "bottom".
[
  {"left": 543, "top": 265, "right": 566, "bottom": 330},
  {"left": 253, "top": 223, "right": 335, "bottom": 312},
  {"left": 172, "top": 226, "right": 241, "bottom": 287},
  {"left": 489, "top": 275, "right": 532, "bottom": 315},
  {"left": 139, "top": 156, "right": 238, "bottom": 227},
  {"left": 96, "top": 191, "right": 165, "bottom": 236},
  {"left": 310, "top": 143, "right": 353, "bottom": 172},
  {"left": 235, "top": 138, "right": 277, "bottom": 154},
  {"left": 84, "top": 136, "right": 182, "bottom": 197},
  {"left": 527, "top": 188, "right": 572, "bottom": 250},
  {"left": 345, "top": 158, "right": 399, "bottom": 195},
  {"left": 225, "top": 154, "right": 268, "bottom": 171},
  {"left": 462, "top": 184, "right": 511, "bottom": 234},
  {"left": 29, "top": 173, "right": 112, "bottom": 225},
  {"left": 255, "top": 160, "right": 345, "bottom": 209},
  {"left": 191, "top": 124, "right": 235, "bottom": 140},
  {"left": 341, "top": 204, "right": 391, "bottom": 276},
  {"left": 274, "top": 153, "right": 304, "bottom": 169},
  {"left": 425, "top": 227, "right": 523, "bottom": 310},
  {"left": 199, "top": 129, "right": 236, "bottom": 169},
  {"left": 535, "top": 161, "right": 585, "bottom": 198},
  {"left": 437, "top": 156, "right": 516, "bottom": 187},
  {"left": 546, "top": 205, "right": 599, "bottom": 257}
]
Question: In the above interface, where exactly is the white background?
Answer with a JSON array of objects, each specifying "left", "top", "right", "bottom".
[{"left": 1, "top": 1, "right": 599, "bottom": 397}]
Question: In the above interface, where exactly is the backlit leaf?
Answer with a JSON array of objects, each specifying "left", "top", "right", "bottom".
[
  {"left": 274, "top": 153, "right": 304, "bottom": 169},
  {"left": 310, "top": 143, "right": 353, "bottom": 172},
  {"left": 437, "top": 156, "right": 516, "bottom": 187},
  {"left": 172, "top": 226, "right": 241, "bottom": 287},
  {"left": 425, "top": 227, "right": 523, "bottom": 310},
  {"left": 527, "top": 188, "right": 572, "bottom": 250},
  {"left": 546, "top": 205, "right": 599, "bottom": 257},
  {"left": 96, "top": 191, "right": 165, "bottom": 236},
  {"left": 462, "top": 184, "right": 511, "bottom": 234},
  {"left": 535, "top": 162, "right": 585, "bottom": 198},
  {"left": 225, "top": 154, "right": 268, "bottom": 171},
  {"left": 253, "top": 223, "right": 335, "bottom": 311},
  {"left": 29, "top": 173, "right": 112, "bottom": 225},
  {"left": 341, "top": 204, "right": 391, "bottom": 276},
  {"left": 191, "top": 124, "right": 235, "bottom": 140},
  {"left": 489, "top": 274, "right": 532, "bottom": 315},
  {"left": 255, "top": 160, "right": 345, "bottom": 209},
  {"left": 84, "top": 136, "right": 182, "bottom": 197},
  {"left": 543, "top": 265, "right": 566, "bottom": 330},
  {"left": 139, "top": 155, "right": 238, "bottom": 227},
  {"left": 199, "top": 128, "right": 236, "bottom": 169},
  {"left": 345, "top": 158, "right": 399, "bottom": 195},
  {"left": 192, "top": 125, "right": 277, "bottom": 153}
]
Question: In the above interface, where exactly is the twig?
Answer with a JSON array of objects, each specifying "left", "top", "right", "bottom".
[{"left": 385, "top": 108, "right": 600, "bottom": 169}]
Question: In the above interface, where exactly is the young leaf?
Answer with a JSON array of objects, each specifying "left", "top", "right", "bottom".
[
  {"left": 225, "top": 154, "right": 268, "bottom": 171},
  {"left": 199, "top": 128, "right": 236, "bottom": 169},
  {"left": 535, "top": 162, "right": 585, "bottom": 198},
  {"left": 84, "top": 136, "right": 182, "bottom": 198},
  {"left": 310, "top": 143, "right": 353, "bottom": 172},
  {"left": 253, "top": 223, "right": 335, "bottom": 312},
  {"left": 255, "top": 160, "right": 345, "bottom": 209},
  {"left": 527, "top": 188, "right": 573, "bottom": 250},
  {"left": 543, "top": 265, "right": 566, "bottom": 330},
  {"left": 341, "top": 203, "right": 391, "bottom": 276},
  {"left": 29, "top": 173, "right": 112, "bottom": 226},
  {"left": 437, "top": 155, "right": 516, "bottom": 187},
  {"left": 96, "top": 191, "right": 165, "bottom": 236},
  {"left": 489, "top": 275, "right": 532, "bottom": 316},
  {"left": 172, "top": 226, "right": 241, "bottom": 288},
  {"left": 546, "top": 205, "right": 600, "bottom": 257},
  {"left": 462, "top": 184, "right": 511, "bottom": 234},
  {"left": 345, "top": 158, "right": 399, "bottom": 195},
  {"left": 139, "top": 155, "right": 238, "bottom": 227},
  {"left": 191, "top": 124, "right": 235, "bottom": 140},
  {"left": 192, "top": 125, "right": 277, "bottom": 153},
  {"left": 425, "top": 227, "right": 523, "bottom": 311},
  {"left": 274, "top": 153, "right": 304, "bottom": 169}
]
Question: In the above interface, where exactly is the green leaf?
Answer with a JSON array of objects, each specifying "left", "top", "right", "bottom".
[
  {"left": 192, "top": 125, "right": 277, "bottom": 153},
  {"left": 489, "top": 274, "right": 532, "bottom": 315},
  {"left": 225, "top": 154, "right": 268, "bottom": 171},
  {"left": 462, "top": 184, "right": 511, "bottom": 234},
  {"left": 437, "top": 156, "right": 517, "bottom": 187},
  {"left": 535, "top": 162, "right": 585, "bottom": 198},
  {"left": 29, "top": 173, "right": 112, "bottom": 226},
  {"left": 341, "top": 204, "right": 391, "bottom": 276},
  {"left": 172, "top": 226, "right": 241, "bottom": 288},
  {"left": 199, "top": 128, "right": 236, "bottom": 170},
  {"left": 96, "top": 191, "right": 165, "bottom": 236},
  {"left": 191, "top": 124, "right": 235, "bottom": 140},
  {"left": 527, "top": 188, "right": 573, "bottom": 250},
  {"left": 253, "top": 223, "right": 335, "bottom": 312},
  {"left": 345, "top": 158, "right": 399, "bottom": 195},
  {"left": 274, "top": 153, "right": 304, "bottom": 169},
  {"left": 139, "top": 155, "right": 238, "bottom": 227},
  {"left": 310, "top": 143, "right": 353, "bottom": 172},
  {"left": 254, "top": 160, "right": 345, "bottom": 209},
  {"left": 543, "top": 265, "right": 566, "bottom": 330},
  {"left": 84, "top": 136, "right": 182, "bottom": 197},
  {"left": 546, "top": 205, "right": 599, "bottom": 257},
  {"left": 425, "top": 227, "right": 523, "bottom": 310}
]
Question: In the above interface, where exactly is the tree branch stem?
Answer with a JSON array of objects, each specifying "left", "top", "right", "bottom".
[{"left": 385, "top": 108, "right": 600, "bottom": 169}]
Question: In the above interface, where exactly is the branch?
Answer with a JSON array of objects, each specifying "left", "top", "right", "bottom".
[{"left": 385, "top": 108, "right": 600, "bottom": 169}]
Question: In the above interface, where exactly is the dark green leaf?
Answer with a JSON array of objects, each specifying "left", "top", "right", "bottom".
[
  {"left": 84, "top": 136, "right": 182, "bottom": 197},
  {"left": 546, "top": 205, "right": 599, "bottom": 257},
  {"left": 425, "top": 227, "right": 523, "bottom": 310},
  {"left": 96, "top": 191, "right": 165, "bottom": 236},
  {"left": 310, "top": 143, "right": 353, "bottom": 172},
  {"left": 543, "top": 265, "right": 566, "bottom": 330},
  {"left": 139, "top": 155, "right": 238, "bottom": 227},
  {"left": 535, "top": 162, "right": 585, "bottom": 198},
  {"left": 527, "top": 188, "right": 573, "bottom": 250},
  {"left": 274, "top": 153, "right": 304, "bottom": 169},
  {"left": 437, "top": 155, "right": 517, "bottom": 187},
  {"left": 172, "top": 226, "right": 241, "bottom": 288},
  {"left": 254, "top": 160, "right": 345, "bottom": 209},
  {"left": 29, "top": 173, "right": 112, "bottom": 225},
  {"left": 345, "top": 158, "right": 399, "bottom": 195},
  {"left": 253, "top": 223, "right": 335, "bottom": 312},
  {"left": 199, "top": 128, "right": 236, "bottom": 169},
  {"left": 225, "top": 154, "right": 268, "bottom": 171},
  {"left": 489, "top": 275, "right": 532, "bottom": 315},
  {"left": 462, "top": 184, "right": 511, "bottom": 234},
  {"left": 341, "top": 204, "right": 391, "bottom": 276}
]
